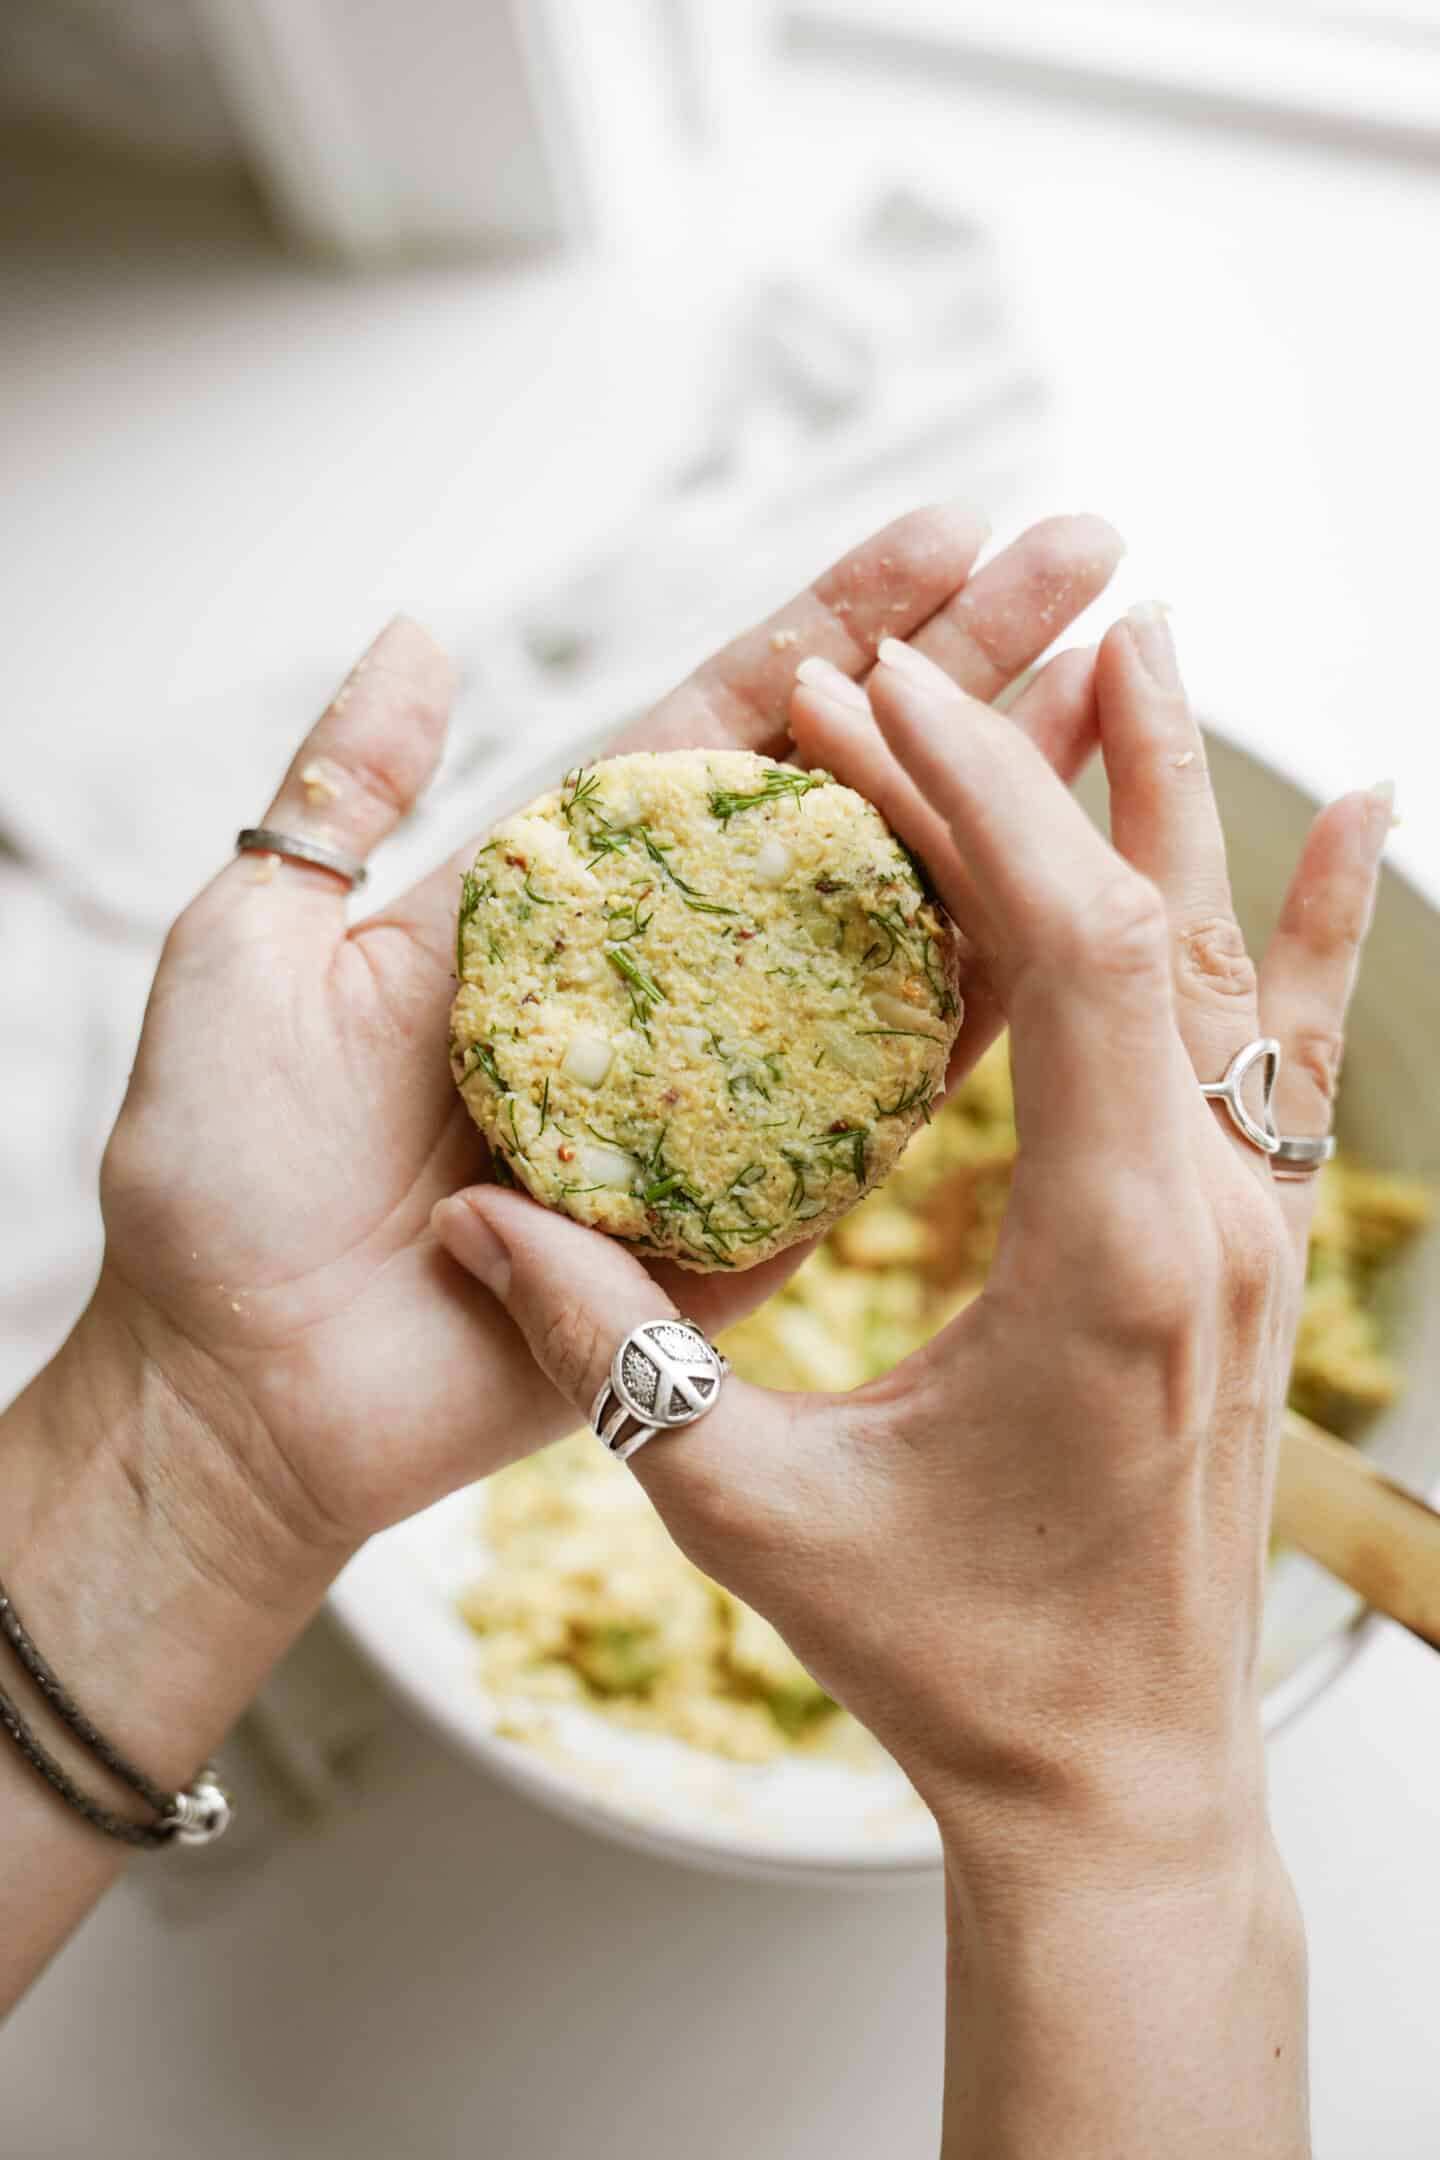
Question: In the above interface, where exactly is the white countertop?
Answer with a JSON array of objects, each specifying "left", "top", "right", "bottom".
[{"left": 3, "top": 63, "right": 1439, "bottom": 2157}]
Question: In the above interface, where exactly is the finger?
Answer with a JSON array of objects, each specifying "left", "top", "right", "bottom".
[
  {"left": 791, "top": 644, "right": 1100, "bottom": 921},
  {"left": 348, "top": 1168, "right": 821, "bottom": 1511},
  {"left": 430, "top": 1186, "right": 785, "bottom": 1520},
  {"left": 619, "top": 500, "right": 991, "bottom": 756},
  {"left": 378, "top": 510, "right": 1122, "bottom": 964},
  {"left": 1259, "top": 784, "right": 1393, "bottom": 1254},
  {"left": 997, "top": 642, "right": 1104, "bottom": 778},
  {"left": 902, "top": 512, "right": 1123, "bottom": 703},
  {"left": 215, "top": 617, "right": 453, "bottom": 922},
  {"left": 1095, "top": 610, "right": 1266, "bottom": 1163},
  {"left": 864, "top": 637, "right": 1186, "bottom": 1167},
  {"left": 376, "top": 504, "right": 989, "bottom": 953},
  {"left": 790, "top": 645, "right": 1099, "bottom": 1079},
  {"left": 615, "top": 508, "right": 1123, "bottom": 758}
]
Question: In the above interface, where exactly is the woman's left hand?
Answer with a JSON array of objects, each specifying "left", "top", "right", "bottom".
[
  {"left": 86, "top": 510, "right": 1121, "bottom": 1592},
  {"left": 1, "top": 513, "right": 1121, "bottom": 2004}
]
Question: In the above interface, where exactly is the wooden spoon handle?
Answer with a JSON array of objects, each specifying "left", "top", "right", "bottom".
[{"left": 1276, "top": 1412, "right": 1440, "bottom": 1653}]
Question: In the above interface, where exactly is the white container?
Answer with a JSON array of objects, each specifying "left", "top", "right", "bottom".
[{"left": 330, "top": 728, "right": 1440, "bottom": 1882}]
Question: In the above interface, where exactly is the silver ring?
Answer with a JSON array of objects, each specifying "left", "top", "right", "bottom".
[
  {"left": 1272, "top": 1131, "right": 1337, "bottom": 1180},
  {"left": 589, "top": 1319, "right": 729, "bottom": 1464},
  {"left": 236, "top": 827, "right": 368, "bottom": 889},
  {"left": 1199, "top": 1037, "right": 1282, "bottom": 1157}
]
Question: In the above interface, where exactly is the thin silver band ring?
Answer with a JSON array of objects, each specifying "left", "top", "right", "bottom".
[
  {"left": 236, "top": 827, "right": 368, "bottom": 889},
  {"left": 1272, "top": 1131, "right": 1337, "bottom": 1180},
  {"left": 590, "top": 1319, "right": 729, "bottom": 1465}
]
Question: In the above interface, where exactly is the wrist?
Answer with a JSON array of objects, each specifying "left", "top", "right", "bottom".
[
  {"left": 938, "top": 1819, "right": 1308, "bottom": 2159},
  {"left": 4, "top": 1277, "right": 348, "bottom": 1795},
  {"left": 922, "top": 1701, "right": 1274, "bottom": 1904},
  {"left": 84, "top": 1265, "right": 356, "bottom": 1599},
  {"left": 940, "top": 1794, "right": 1295, "bottom": 1952}
]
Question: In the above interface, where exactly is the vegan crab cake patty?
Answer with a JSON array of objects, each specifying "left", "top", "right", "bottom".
[{"left": 449, "top": 749, "right": 964, "bottom": 1271}]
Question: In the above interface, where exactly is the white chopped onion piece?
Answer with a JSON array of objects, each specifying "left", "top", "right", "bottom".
[
  {"left": 560, "top": 1032, "right": 615, "bottom": 1088},
  {"left": 577, "top": 1140, "right": 637, "bottom": 1190},
  {"left": 751, "top": 836, "right": 793, "bottom": 885},
  {"left": 563, "top": 954, "right": 599, "bottom": 986},
  {"left": 869, "top": 991, "right": 947, "bottom": 1038},
  {"left": 676, "top": 1025, "right": 709, "bottom": 1056},
  {"left": 814, "top": 1023, "right": 875, "bottom": 1079}
]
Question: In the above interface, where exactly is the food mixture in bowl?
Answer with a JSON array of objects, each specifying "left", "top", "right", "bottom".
[
  {"left": 449, "top": 751, "right": 963, "bottom": 1271},
  {"left": 460, "top": 1041, "right": 1431, "bottom": 1767}
]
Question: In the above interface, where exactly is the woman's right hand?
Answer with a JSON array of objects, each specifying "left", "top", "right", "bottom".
[{"left": 435, "top": 610, "right": 1390, "bottom": 2155}]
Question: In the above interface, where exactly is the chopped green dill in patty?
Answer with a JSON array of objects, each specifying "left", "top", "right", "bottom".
[
  {"left": 638, "top": 827, "right": 738, "bottom": 914},
  {"left": 708, "top": 768, "right": 827, "bottom": 825},
  {"left": 457, "top": 1041, "right": 505, "bottom": 1091},
  {"left": 449, "top": 749, "right": 963, "bottom": 1270},
  {"left": 874, "top": 1072, "right": 940, "bottom": 1120},
  {"left": 607, "top": 946, "right": 665, "bottom": 1031},
  {"left": 561, "top": 766, "right": 603, "bottom": 822},
  {"left": 456, "top": 869, "right": 490, "bottom": 979}
]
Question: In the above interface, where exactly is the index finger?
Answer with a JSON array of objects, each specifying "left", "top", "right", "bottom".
[
  {"left": 790, "top": 644, "right": 1100, "bottom": 1090},
  {"left": 867, "top": 637, "right": 1188, "bottom": 1162}
]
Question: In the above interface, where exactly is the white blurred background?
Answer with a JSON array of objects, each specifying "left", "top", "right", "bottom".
[{"left": 2, "top": 5, "right": 1439, "bottom": 2155}]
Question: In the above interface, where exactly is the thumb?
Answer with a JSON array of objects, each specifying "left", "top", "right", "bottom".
[{"left": 430, "top": 1185, "right": 786, "bottom": 1529}]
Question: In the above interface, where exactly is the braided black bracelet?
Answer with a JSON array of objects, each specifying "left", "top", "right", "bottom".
[
  {"left": 1, "top": 1585, "right": 173, "bottom": 1814},
  {"left": 0, "top": 1679, "right": 175, "bottom": 1848},
  {"left": 0, "top": 1575, "right": 230, "bottom": 1848}
]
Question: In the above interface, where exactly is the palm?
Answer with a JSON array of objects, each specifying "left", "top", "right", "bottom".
[{"left": 101, "top": 509, "right": 1122, "bottom": 1543}]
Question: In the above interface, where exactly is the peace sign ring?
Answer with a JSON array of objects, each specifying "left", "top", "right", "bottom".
[{"left": 590, "top": 1319, "right": 730, "bottom": 1464}]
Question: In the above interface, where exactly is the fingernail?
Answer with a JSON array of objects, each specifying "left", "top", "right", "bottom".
[
  {"left": 433, "top": 1193, "right": 511, "bottom": 1299},
  {"left": 875, "top": 637, "right": 953, "bottom": 692},
  {"left": 1369, "top": 778, "right": 1399, "bottom": 829},
  {"left": 793, "top": 655, "right": 870, "bottom": 715},
  {"left": 1125, "top": 601, "right": 1181, "bottom": 692}
]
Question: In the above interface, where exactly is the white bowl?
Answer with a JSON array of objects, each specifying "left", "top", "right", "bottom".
[{"left": 329, "top": 729, "right": 1440, "bottom": 1883}]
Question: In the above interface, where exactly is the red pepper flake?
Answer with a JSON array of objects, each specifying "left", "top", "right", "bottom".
[
  {"left": 734, "top": 927, "right": 757, "bottom": 941},
  {"left": 504, "top": 852, "right": 527, "bottom": 868},
  {"left": 734, "top": 954, "right": 745, "bottom": 966},
  {"left": 661, "top": 1087, "right": 680, "bottom": 1106},
  {"left": 521, "top": 992, "right": 539, "bottom": 1006},
  {"left": 828, "top": 1119, "right": 852, "bottom": 1134},
  {"left": 557, "top": 1143, "right": 575, "bottom": 1163}
]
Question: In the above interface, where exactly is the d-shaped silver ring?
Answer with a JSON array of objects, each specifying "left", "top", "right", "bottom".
[
  {"left": 589, "top": 1319, "right": 729, "bottom": 1464},
  {"left": 1199, "top": 1037, "right": 1282, "bottom": 1157}
]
